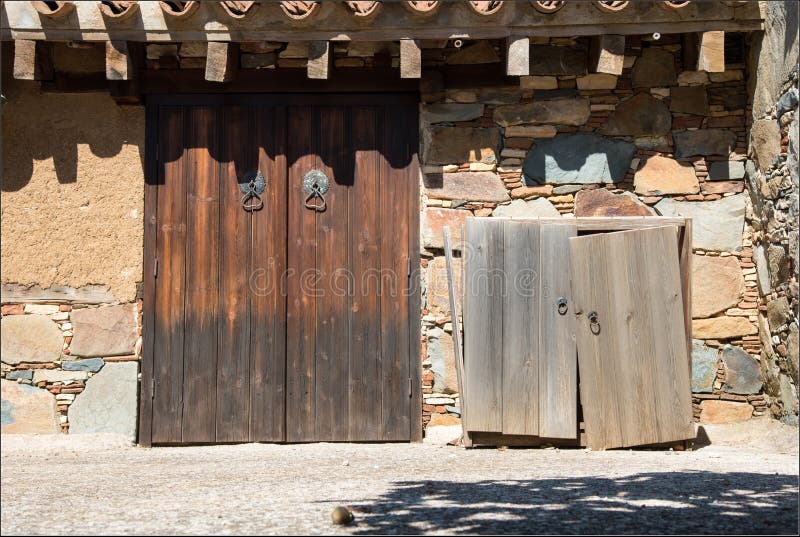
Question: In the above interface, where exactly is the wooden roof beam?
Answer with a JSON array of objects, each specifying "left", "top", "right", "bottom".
[
  {"left": 13, "top": 39, "right": 53, "bottom": 81},
  {"left": 683, "top": 31, "right": 725, "bottom": 73},
  {"left": 590, "top": 34, "right": 625, "bottom": 75},
  {"left": 205, "top": 41, "right": 238, "bottom": 82},
  {"left": 105, "top": 40, "right": 137, "bottom": 80},
  {"left": 308, "top": 40, "right": 330, "bottom": 79},
  {"left": 506, "top": 35, "right": 529, "bottom": 76},
  {"left": 400, "top": 38, "right": 421, "bottom": 79}
]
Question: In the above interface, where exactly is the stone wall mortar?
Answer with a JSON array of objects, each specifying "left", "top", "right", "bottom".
[{"left": 1, "top": 300, "right": 142, "bottom": 434}]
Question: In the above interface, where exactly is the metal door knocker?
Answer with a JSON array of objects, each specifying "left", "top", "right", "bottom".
[
  {"left": 240, "top": 171, "right": 266, "bottom": 212},
  {"left": 557, "top": 297, "right": 568, "bottom": 315},
  {"left": 303, "top": 170, "right": 329, "bottom": 212},
  {"left": 587, "top": 311, "right": 601, "bottom": 335}
]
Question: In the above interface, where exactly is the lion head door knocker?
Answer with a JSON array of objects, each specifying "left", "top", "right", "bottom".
[
  {"left": 302, "top": 170, "right": 329, "bottom": 212},
  {"left": 239, "top": 170, "right": 266, "bottom": 211}
]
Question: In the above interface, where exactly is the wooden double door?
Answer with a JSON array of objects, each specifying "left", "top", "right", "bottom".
[{"left": 139, "top": 95, "right": 420, "bottom": 445}]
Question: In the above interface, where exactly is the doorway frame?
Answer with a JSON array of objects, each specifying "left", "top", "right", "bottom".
[{"left": 139, "top": 93, "right": 422, "bottom": 446}]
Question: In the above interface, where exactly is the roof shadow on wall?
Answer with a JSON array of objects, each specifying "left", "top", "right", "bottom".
[
  {"left": 1, "top": 44, "right": 143, "bottom": 192},
  {"left": 343, "top": 471, "right": 798, "bottom": 535}
]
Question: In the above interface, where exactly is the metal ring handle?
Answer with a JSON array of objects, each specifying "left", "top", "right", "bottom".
[
  {"left": 557, "top": 297, "right": 568, "bottom": 315},
  {"left": 241, "top": 192, "right": 263, "bottom": 212},
  {"left": 588, "top": 311, "right": 601, "bottom": 335},
  {"left": 304, "top": 192, "right": 327, "bottom": 212}
]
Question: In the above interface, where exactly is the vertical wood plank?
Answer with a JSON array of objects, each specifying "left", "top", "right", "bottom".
[
  {"left": 463, "top": 218, "right": 504, "bottom": 432},
  {"left": 679, "top": 219, "right": 693, "bottom": 366},
  {"left": 181, "top": 106, "right": 220, "bottom": 443},
  {"left": 538, "top": 222, "right": 578, "bottom": 440},
  {"left": 151, "top": 106, "right": 186, "bottom": 444},
  {"left": 250, "top": 106, "right": 288, "bottom": 442},
  {"left": 314, "top": 107, "right": 350, "bottom": 441},
  {"left": 501, "top": 220, "right": 539, "bottom": 435},
  {"left": 215, "top": 106, "right": 252, "bottom": 442},
  {"left": 443, "top": 226, "right": 470, "bottom": 446},
  {"left": 139, "top": 103, "right": 160, "bottom": 447},
  {"left": 286, "top": 106, "right": 317, "bottom": 442},
  {"left": 348, "top": 107, "right": 382, "bottom": 441},
  {"left": 380, "top": 105, "right": 412, "bottom": 441}
]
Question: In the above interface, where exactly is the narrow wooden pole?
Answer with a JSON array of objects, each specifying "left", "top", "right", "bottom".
[{"left": 443, "top": 226, "right": 472, "bottom": 448}]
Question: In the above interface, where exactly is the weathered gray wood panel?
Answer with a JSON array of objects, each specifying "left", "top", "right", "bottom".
[
  {"left": 570, "top": 226, "right": 693, "bottom": 450},
  {"left": 538, "top": 222, "right": 578, "bottom": 440},
  {"left": 463, "top": 218, "right": 504, "bottom": 432}
]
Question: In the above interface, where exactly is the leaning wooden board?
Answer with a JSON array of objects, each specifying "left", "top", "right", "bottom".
[{"left": 569, "top": 225, "right": 694, "bottom": 450}]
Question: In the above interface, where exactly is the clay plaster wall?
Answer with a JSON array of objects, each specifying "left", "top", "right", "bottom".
[{"left": 1, "top": 47, "right": 145, "bottom": 302}]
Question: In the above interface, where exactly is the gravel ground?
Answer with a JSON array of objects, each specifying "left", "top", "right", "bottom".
[{"left": 1, "top": 424, "right": 798, "bottom": 535}]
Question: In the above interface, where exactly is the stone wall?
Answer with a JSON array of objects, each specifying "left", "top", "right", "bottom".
[
  {"left": 745, "top": 1, "right": 799, "bottom": 425},
  {"left": 417, "top": 34, "right": 764, "bottom": 428}
]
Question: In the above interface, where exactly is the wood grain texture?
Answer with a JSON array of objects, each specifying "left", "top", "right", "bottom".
[
  {"left": 286, "top": 106, "right": 317, "bottom": 442},
  {"left": 400, "top": 38, "right": 422, "bottom": 79},
  {"left": 538, "top": 222, "right": 578, "bottom": 440},
  {"left": 570, "top": 226, "right": 693, "bottom": 450},
  {"left": 181, "top": 106, "right": 220, "bottom": 443},
  {"left": 501, "top": 220, "right": 539, "bottom": 435},
  {"left": 348, "top": 107, "right": 382, "bottom": 441},
  {"left": 216, "top": 106, "right": 252, "bottom": 442},
  {"left": 151, "top": 106, "right": 186, "bottom": 444},
  {"left": 250, "top": 105, "right": 287, "bottom": 442},
  {"left": 463, "top": 217, "right": 504, "bottom": 432},
  {"left": 506, "top": 35, "right": 529, "bottom": 76}
]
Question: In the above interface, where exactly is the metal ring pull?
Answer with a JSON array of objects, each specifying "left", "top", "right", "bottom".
[
  {"left": 241, "top": 191, "right": 263, "bottom": 212},
  {"left": 239, "top": 171, "right": 266, "bottom": 212},
  {"left": 557, "top": 297, "right": 568, "bottom": 315},
  {"left": 588, "top": 311, "right": 601, "bottom": 335},
  {"left": 302, "top": 170, "right": 330, "bottom": 213}
]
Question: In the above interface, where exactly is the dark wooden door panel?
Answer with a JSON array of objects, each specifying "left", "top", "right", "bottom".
[
  {"left": 146, "top": 95, "right": 419, "bottom": 444},
  {"left": 151, "top": 106, "right": 187, "bottom": 444},
  {"left": 181, "top": 106, "right": 221, "bottom": 444}
]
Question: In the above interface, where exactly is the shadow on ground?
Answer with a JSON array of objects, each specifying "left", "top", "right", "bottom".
[{"left": 344, "top": 471, "right": 798, "bottom": 535}]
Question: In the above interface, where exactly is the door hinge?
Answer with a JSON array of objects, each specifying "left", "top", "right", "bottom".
[
  {"left": 408, "top": 377, "right": 413, "bottom": 398},
  {"left": 153, "top": 257, "right": 158, "bottom": 278}
]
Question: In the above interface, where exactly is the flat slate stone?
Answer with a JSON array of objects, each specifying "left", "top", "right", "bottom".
[
  {"left": 670, "top": 86, "right": 709, "bottom": 116},
  {"left": 32, "top": 370, "right": 89, "bottom": 384},
  {"left": 691, "top": 340, "right": 718, "bottom": 394},
  {"left": 5, "top": 370, "right": 33, "bottom": 381},
  {"left": 523, "top": 133, "right": 636, "bottom": 184},
  {"left": 62, "top": 358, "right": 105, "bottom": 372},
  {"left": 1, "top": 379, "right": 60, "bottom": 434},
  {"left": 767, "top": 296, "right": 791, "bottom": 331},
  {"left": 422, "top": 103, "right": 485, "bottom": 124},
  {"left": 0, "top": 315, "right": 63, "bottom": 365},
  {"left": 692, "top": 317, "right": 757, "bottom": 339},
  {"left": 424, "top": 172, "right": 510, "bottom": 203},
  {"left": 492, "top": 198, "right": 560, "bottom": 218},
  {"left": 754, "top": 244, "right": 772, "bottom": 295},
  {"left": 426, "top": 257, "right": 461, "bottom": 317},
  {"left": 634, "top": 155, "right": 699, "bottom": 195},
  {"left": 528, "top": 45, "right": 587, "bottom": 76},
  {"left": 494, "top": 99, "right": 591, "bottom": 127},
  {"left": 574, "top": 189, "right": 654, "bottom": 217},
  {"left": 750, "top": 119, "right": 782, "bottom": 172},
  {"left": 421, "top": 208, "right": 470, "bottom": 251},
  {"left": 70, "top": 304, "right": 138, "bottom": 358},
  {"left": 631, "top": 48, "right": 677, "bottom": 88},
  {"left": 426, "top": 328, "right": 457, "bottom": 394},
  {"left": 721, "top": 345, "right": 763, "bottom": 395},
  {"left": 600, "top": 93, "right": 672, "bottom": 136},
  {"left": 68, "top": 361, "right": 138, "bottom": 439},
  {"left": 425, "top": 126, "right": 501, "bottom": 165},
  {"left": 691, "top": 254, "right": 745, "bottom": 318},
  {"left": 673, "top": 128, "right": 737, "bottom": 158},
  {"left": 654, "top": 194, "right": 745, "bottom": 251},
  {"left": 708, "top": 161, "right": 746, "bottom": 181}
]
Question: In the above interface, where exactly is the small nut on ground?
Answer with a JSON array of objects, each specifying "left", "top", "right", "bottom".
[{"left": 331, "top": 506, "right": 354, "bottom": 525}]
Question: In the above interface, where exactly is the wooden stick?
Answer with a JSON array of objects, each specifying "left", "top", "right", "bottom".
[{"left": 443, "top": 226, "right": 471, "bottom": 448}]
